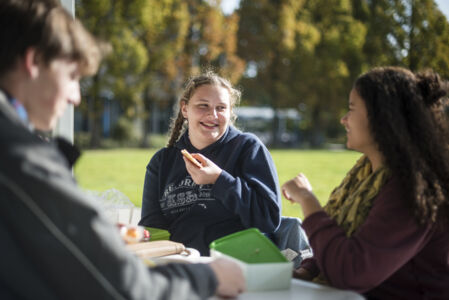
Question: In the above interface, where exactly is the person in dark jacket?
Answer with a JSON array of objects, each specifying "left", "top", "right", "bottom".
[
  {"left": 0, "top": 0, "right": 245, "bottom": 299},
  {"left": 282, "top": 66, "right": 449, "bottom": 299},
  {"left": 139, "top": 71, "right": 282, "bottom": 255}
]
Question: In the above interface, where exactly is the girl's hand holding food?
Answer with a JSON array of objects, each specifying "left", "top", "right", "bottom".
[{"left": 182, "top": 152, "right": 222, "bottom": 185}]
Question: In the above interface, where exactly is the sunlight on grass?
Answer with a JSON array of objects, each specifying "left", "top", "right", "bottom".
[
  {"left": 74, "top": 149, "right": 155, "bottom": 206},
  {"left": 74, "top": 149, "right": 361, "bottom": 219}
]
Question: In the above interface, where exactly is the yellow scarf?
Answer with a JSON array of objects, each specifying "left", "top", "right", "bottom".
[
  {"left": 325, "top": 155, "right": 391, "bottom": 236},
  {"left": 313, "top": 155, "right": 390, "bottom": 283}
]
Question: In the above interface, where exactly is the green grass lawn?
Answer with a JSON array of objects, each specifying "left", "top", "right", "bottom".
[{"left": 74, "top": 148, "right": 361, "bottom": 219}]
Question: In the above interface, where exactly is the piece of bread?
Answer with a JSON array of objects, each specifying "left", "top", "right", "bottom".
[{"left": 181, "top": 149, "right": 202, "bottom": 168}]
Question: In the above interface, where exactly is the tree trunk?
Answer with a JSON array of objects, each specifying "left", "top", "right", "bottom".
[
  {"left": 270, "top": 109, "right": 280, "bottom": 148},
  {"left": 89, "top": 74, "right": 103, "bottom": 148},
  {"left": 408, "top": 0, "right": 418, "bottom": 71},
  {"left": 309, "top": 105, "right": 324, "bottom": 148},
  {"left": 140, "top": 87, "right": 151, "bottom": 148}
]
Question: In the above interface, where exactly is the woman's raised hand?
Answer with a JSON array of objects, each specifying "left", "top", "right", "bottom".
[
  {"left": 282, "top": 173, "right": 323, "bottom": 218},
  {"left": 282, "top": 173, "right": 313, "bottom": 203}
]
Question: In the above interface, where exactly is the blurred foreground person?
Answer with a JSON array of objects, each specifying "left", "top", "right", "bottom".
[
  {"left": 0, "top": 0, "right": 245, "bottom": 299},
  {"left": 282, "top": 67, "right": 449, "bottom": 299}
]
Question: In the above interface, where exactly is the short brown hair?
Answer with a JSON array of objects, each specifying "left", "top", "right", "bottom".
[{"left": 0, "top": 0, "right": 105, "bottom": 76}]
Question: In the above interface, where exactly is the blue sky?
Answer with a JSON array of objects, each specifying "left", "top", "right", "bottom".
[
  {"left": 221, "top": 0, "right": 449, "bottom": 19},
  {"left": 220, "top": 0, "right": 239, "bottom": 15},
  {"left": 436, "top": 0, "right": 449, "bottom": 18}
]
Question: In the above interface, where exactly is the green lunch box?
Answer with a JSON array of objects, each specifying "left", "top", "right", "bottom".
[{"left": 209, "top": 228, "right": 293, "bottom": 291}]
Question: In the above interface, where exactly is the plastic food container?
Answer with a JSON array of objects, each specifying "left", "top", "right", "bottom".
[{"left": 209, "top": 228, "right": 293, "bottom": 291}]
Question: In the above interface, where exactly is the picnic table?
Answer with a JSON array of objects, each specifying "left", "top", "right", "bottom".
[
  {"left": 126, "top": 237, "right": 363, "bottom": 300},
  {"left": 115, "top": 205, "right": 363, "bottom": 300},
  {"left": 212, "top": 278, "right": 364, "bottom": 300}
]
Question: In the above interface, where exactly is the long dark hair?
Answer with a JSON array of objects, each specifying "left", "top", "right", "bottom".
[{"left": 354, "top": 66, "right": 449, "bottom": 226}]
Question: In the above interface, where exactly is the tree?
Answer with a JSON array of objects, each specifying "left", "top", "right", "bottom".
[
  {"left": 135, "top": 0, "right": 245, "bottom": 146},
  {"left": 129, "top": 0, "right": 191, "bottom": 146},
  {"left": 76, "top": 0, "right": 148, "bottom": 147},
  {"left": 405, "top": 0, "right": 449, "bottom": 77},
  {"left": 238, "top": 0, "right": 449, "bottom": 147},
  {"left": 238, "top": 0, "right": 365, "bottom": 147},
  {"left": 352, "top": 0, "right": 449, "bottom": 77},
  {"left": 351, "top": 0, "right": 407, "bottom": 67},
  {"left": 237, "top": 0, "right": 315, "bottom": 146}
]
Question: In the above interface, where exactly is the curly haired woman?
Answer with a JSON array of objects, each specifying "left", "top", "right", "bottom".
[{"left": 282, "top": 66, "right": 449, "bottom": 299}]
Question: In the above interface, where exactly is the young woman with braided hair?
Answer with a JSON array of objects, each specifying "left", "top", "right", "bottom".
[
  {"left": 139, "top": 71, "right": 282, "bottom": 255},
  {"left": 282, "top": 66, "right": 449, "bottom": 299}
]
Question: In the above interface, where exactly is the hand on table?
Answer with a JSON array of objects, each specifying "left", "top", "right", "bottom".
[
  {"left": 209, "top": 258, "right": 246, "bottom": 298},
  {"left": 292, "top": 267, "right": 315, "bottom": 281},
  {"left": 183, "top": 153, "right": 222, "bottom": 185}
]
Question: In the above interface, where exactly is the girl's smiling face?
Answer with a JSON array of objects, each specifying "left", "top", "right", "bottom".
[{"left": 181, "top": 84, "right": 231, "bottom": 150}]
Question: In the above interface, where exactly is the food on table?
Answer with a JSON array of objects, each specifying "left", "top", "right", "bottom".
[{"left": 116, "top": 223, "right": 150, "bottom": 244}]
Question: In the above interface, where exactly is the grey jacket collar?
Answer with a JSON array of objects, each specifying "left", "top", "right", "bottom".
[{"left": 0, "top": 89, "right": 80, "bottom": 167}]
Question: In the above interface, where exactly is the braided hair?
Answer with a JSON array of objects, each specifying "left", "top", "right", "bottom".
[{"left": 166, "top": 71, "right": 241, "bottom": 147}]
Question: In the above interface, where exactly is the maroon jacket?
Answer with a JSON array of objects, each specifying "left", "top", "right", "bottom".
[{"left": 301, "top": 177, "right": 449, "bottom": 299}]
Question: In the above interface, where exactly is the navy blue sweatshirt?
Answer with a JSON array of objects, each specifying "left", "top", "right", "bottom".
[{"left": 139, "top": 126, "right": 282, "bottom": 255}]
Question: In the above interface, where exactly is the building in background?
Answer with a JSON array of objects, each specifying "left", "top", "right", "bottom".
[{"left": 234, "top": 107, "right": 302, "bottom": 147}]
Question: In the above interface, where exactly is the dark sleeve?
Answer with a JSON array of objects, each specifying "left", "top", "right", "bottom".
[
  {"left": 302, "top": 179, "right": 433, "bottom": 292},
  {"left": 139, "top": 151, "right": 169, "bottom": 229},
  {"left": 299, "top": 258, "right": 320, "bottom": 277},
  {"left": 211, "top": 140, "right": 281, "bottom": 233},
  {"left": 0, "top": 145, "right": 217, "bottom": 300}
]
